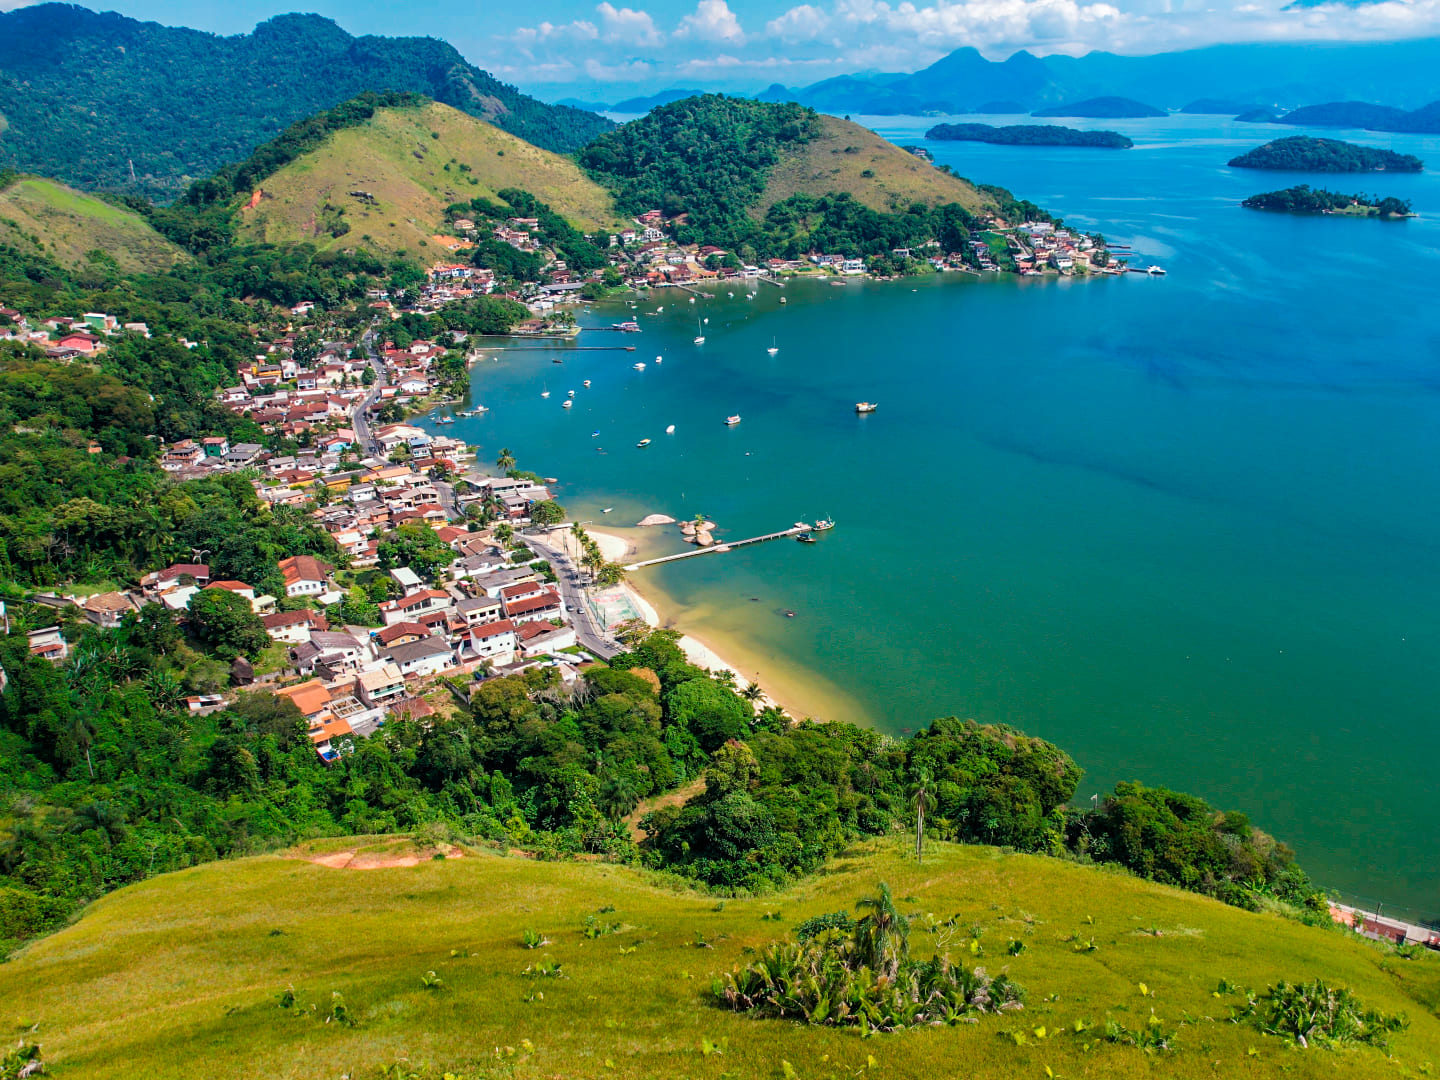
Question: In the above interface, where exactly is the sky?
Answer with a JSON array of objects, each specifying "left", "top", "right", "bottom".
[{"left": 8, "top": 0, "right": 1440, "bottom": 95}]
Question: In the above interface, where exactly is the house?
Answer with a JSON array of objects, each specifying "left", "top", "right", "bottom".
[
  {"left": 205, "top": 580, "right": 276, "bottom": 614},
  {"left": 56, "top": 332, "right": 102, "bottom": 354},
  {"left": 278, "top": 555, "right": 334, "bottom": 598},
  {"left": 382, "top": 636, "right": 454, "bottom": 678},
  {"left": 161, "top": 440, "right": 205, "bottom": 471},
  {"left": 201, "top": 436, "right": 230, "bottom": 458},
  {"left": 142, "top": 562, "right": 210, "bottom": 593},
  {"left": 389, "top": 567, "right": 423, "bottom": 593},
  {"left": 502, "top": 587, "right": 564, "bottom": 625},
  {"left": 261, "top": 608, "right": 329, "bottom": 644},
  {"left": 225, "top": 443, "right": 265, "bottom": 468},
  {"left": 517, "top": 620, "right": 578, "bottom": 656},
  {"left": 355, "top": 663, "right": 406, "bottom": 708},
  {"left": 380, "top": 589, "right": 453, "bottom": 625},
  {"left": 465, "top": 618, "right": 518, "bottom": 663},
  {"left": 82, "top": 591, "right": 138, "bottom": 628},
  {"left": 455, "top": 595, "right": 504, "bottom": 626},
  {"left": 27, "top": 626, "right": 68, "bottom": 663},
  {"left": 500, "top": 581, "right": 548, "bottom": 608},
  {"left": 375, "top": 621, "right": 431, "bottom": 649}
]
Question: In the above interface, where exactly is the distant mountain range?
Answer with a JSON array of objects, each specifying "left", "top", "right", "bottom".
[
  {"left": 640, "top": 38, "right": 1440, "bottom": 118},
  {"left": 0, "top": 3, "right": 613, "bottom": 199}
]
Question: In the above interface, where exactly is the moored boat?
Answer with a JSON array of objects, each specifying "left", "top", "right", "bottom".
[
  {"left": 665, "top": 424, "right": 676, "bottom": 434},
  {"left": 636, "top": 438, "right": 651, "bottom": 447},
  {"left": 796, "top": 533, "right": 817, "bottom": 544},
  {"left": 812, "top": 518, "right": 834, "bottom": 532},
  {"left": 855, "top": 401, "right": 877, "bottom": 413},
  {"left": 724, "top": 414, "right": 741, "bottom": 426},
  {"left": 1146, "top": 265, "right": 1167, "bottom": 275},
  {"left": 562, "top": 400, "right": 572, "bottom": 409},
  {"left": 633, "top": 362, "right": 646, "bottom": 371}
]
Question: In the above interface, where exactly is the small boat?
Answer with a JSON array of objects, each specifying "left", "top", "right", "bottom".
[
  {"left": 591, "top": 430, "right": 600, "bottom": 437},
  {"left": 435, "top": 416, "right": 455, "bottom": 425},
  {"left": 779, "top": 296, "right": 787, "bottom": 304},
  {"left": 655, "top": 356, "right": 662, "bottom": 364},
  {"left": 728, "top": 292, "right": 735, "bottom": 297},
  {"left": 476, "top": 405, "right": 489, "bottom": 412},
  {"left": 689, "top": 297, "right": 695, "bottom": 304},
  {"left": 656, "top": 306, "right": 664, "bottom": 313},
  {"left": 637, "top": 438, "right": 651, "bottom": 448},
  {"left": 855, "top": 401, "right": 878, "bottom": 413},
  {"left": 541, "top": 390, "right": 551, "bottom": 398},
  {"left": 583, "top": 379, "right": 591, "bottom": 388},
  {"left": 724, "top": 415, "right": 741, "bottom": 426},
  {"left": 1146, "top": 265, "right": 1167, "bottom": 276},
  {"left": 568, "top": 390, "right": 575, "bottom": 397},
  {"left": 703, "top": 317, "right": 709, "bottom": 324},
  {"left": 633, "top": 362, "right": 646, "bottom": 371},
  {"left": 782, "top": 609, "right": 796, "bottom": 618},
  {"left": 553, "top": 357, "right": 564, "bottom": 364},
  {"left": 812, "top": 518, "right": 835, "bottom": 532},
  {"left": 796, "top": 533, "right": 817, "bottom": 544},
  {"left": 602, "top": 507, "right": 613, "bottom": 514},
  {"left": 562, "top": 400, "right": 573, "bottom": 409},
  {"left": 544, "top": 477, "right": 559, "bottom": 484},
  {"left": 612, "top": 321, "right": 640, "bottom": 332},
  {"left": 767, "top": 337, "right": 778, "bottom": 356},
  {"left": 665, "top": 424, "right": 676, "bottom": 434}
]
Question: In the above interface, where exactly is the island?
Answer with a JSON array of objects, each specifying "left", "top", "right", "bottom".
[
  {"left": 1241, "top": 184, "right": 1414, "bottom": 217},
  {"left": 1229, "top": 136, "right": 1423, "bottom": 173},
  {"left": 1032, "top": 96, "right": 1166, "bottom": 119},
  {"left": 926, "top": 122, "right": 1133, "bottom": 148},
  {"left": 1235, "top": 108, "right": 1284, "bottom": 124}
]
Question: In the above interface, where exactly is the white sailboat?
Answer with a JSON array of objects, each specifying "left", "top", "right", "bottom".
[
  {"left": 693, "top": 319, "right": 706, "bottom": 345},
  {"left": 767, "top": 337, "right": 778, "bottom": 356}
]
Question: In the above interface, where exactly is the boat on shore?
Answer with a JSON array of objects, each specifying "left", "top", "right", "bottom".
[
  {"left": 855, "top": 401, "right": 878, "bottom": 413},
  {"left": 724, "top": 414, "right": 742, "bottom": 426}
]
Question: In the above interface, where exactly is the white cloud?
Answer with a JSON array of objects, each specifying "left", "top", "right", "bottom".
[
  {"left": 583, "top": 57, "right": 657, "bottom": 80},
  {"left": 0, "top": 0, "right": 39, "bottom": 10},
  {"left": 597, "top": 2, "right": 664, "bottom": 45},
  {"left": 674, "top": 0, "right": 747, "bottom": 41},
  {"left": 514, "top": 19, "right": 599, "bottom": 46},
  {"left": 766, "top": 3, "right": 833, "bottom": 39}
]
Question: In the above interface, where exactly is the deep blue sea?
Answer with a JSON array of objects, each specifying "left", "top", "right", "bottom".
[{"left": 429, "top": 115, "right": 1440, "bottom": 919}]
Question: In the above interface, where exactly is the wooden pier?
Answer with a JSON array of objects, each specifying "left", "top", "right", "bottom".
[{"left": 624, "top": 525, "right": 806, "bottom": 571}]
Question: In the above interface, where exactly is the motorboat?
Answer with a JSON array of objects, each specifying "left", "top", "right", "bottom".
[
  {"left": 583, "top": 379, "right": 592, "bottom": 388},
  {"left": 694, "top": 321, "right": 705, "bottom": 345},
  {"left": 724, "top": 415, "right": 741, "bottom": 426},
  {"left": 602, "top": 507, "right": 613, "bottom": 514},
  {"left": 665, "top": 424, "right": 676, "bottom": 434},
  {"left": 562, "top": 400, "right": 573, "bottom": 409},
  {"left": 779, "top": 296, "right": 787, "bottom": 304},
  {"left": 476, "top": 405, "right": 489, "bottom": 412},
  {"left": 855, "top": 402, "right": 878, "bottom": 413},
  {"left": 591, "top": 430, "right": 600, "bottom": 437},
  {"left": 633, "top": 362, "right": 646, "bottom": 371},
  {"left": 1146, "top": 265, "right": 1167, "bottom": 275},
  {"left": 553, "top": 357, "right": 564, "bottom": 364},
  {"left": 655, "top": 356, "right": 662, "bottom": 364},
  {"left": 796, "top": 533, "right": 817, "bottom": 544},
  {"left": 568, "top": 390, "right": 575, "bottom": 397},
  {"left": 637, "top": 438, "right": 651, "bottom": 447},
  {"left": 703, "top": 317, "right": 709, "bottom": 324}
]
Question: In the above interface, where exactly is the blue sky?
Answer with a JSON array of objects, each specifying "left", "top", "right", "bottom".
[{"left": 11, "top": 0, "right": 1435, "bottom": 94}]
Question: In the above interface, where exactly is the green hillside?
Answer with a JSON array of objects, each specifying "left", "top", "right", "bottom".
[
  {"left": 0, "top": 5, "right": 612, "bottom": 199},
  {"left": 0, "top": 175, "right": 188, "bottom": 272},
  {"left": 3, "top": 838, "right": 1436, "bottom": 1079},
  {"left": 234, "top": 101, "right": 620, "bottom": 261}
]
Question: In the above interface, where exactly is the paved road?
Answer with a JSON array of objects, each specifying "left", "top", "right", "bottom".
[
  {"left": 525, "top": 529, "right": 622, "bottom": 660},
  {"left": 352, "top": 326, "right": 387, "bottom": 457}
]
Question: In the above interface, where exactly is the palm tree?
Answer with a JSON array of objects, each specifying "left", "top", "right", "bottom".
[
  {"left": 854, "top": 881, "right": 909, "bottom": 979},
  {"left": 740, "top": 682, "right": 765, "bottom": 703},
  {"left": 495, "top": 447, "right": 516, "bottom": 474},
  {"left": 908, "top": 767, "right": 937, "bottom": 864},
  {"left": 68, "top": 713, "right": 98, "bottom": 780},
  {"left": 598, "top": 770, "right": 639, "bottom": 823}
]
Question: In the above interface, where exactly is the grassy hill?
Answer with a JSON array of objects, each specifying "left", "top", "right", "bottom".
[
  {"left": 759, "top": 114, "right": 994, "bottom": 216},
  {"left": 4, "top": 837, "right": 1437, "bottom": 1079},
  {"left": 0, "top": 176, "right": 188, "bottom": 272},
  {"left": 236, "top": 101, "right": 620, "bottom": 261}
]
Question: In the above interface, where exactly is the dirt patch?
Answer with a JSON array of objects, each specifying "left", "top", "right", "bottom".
[
  {"left": 624, "top": 778, "right": 706, "bottom": 841},
  {"left": 291, "top": 844, "right": 466, "bottom": 870}
]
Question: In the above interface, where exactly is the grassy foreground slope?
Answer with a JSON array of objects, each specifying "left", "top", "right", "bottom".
[
  {"left": 237, "top": 101, "right": 619, "bottom": 259},
  {"left": 760, "top": 114, "right": 993, "bottom": 216},
  {"left": 0, "top": 177, "right": 188, "bottom": 273},
  {"left": 5, "top": 838, "right": 1438, "bottom": 1079}
]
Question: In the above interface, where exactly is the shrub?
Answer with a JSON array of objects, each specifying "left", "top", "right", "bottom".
[{"left": 1223, "top": 979, "right": 1408, "bottom": 1049}]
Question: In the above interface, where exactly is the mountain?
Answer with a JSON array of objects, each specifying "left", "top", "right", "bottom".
[
  {"left": 231, "top": 100, "right": 619, "bottom": 260},
  {"left": 553, "top": 98, "right": 610, "bottom": 113},
  {"left": 1278, "top": 101, "right": 1413, "bottom": 129},
  {"left": 0, "top": 3, "right": 613, "bottom": 200},
  {"left": 758, "top": 38, "right": 1440, "bottom": 117},
  {"left": 1032, "top": 96, "right": 1166, "bottom": 118},
  {"left": 0, "top": 174, "right": 188, "bottom": 272},
  {"left": 1228, "top": 136, "right": 1423, "bottom": 172},
  {"left": 5, "top": 838, "right": 1437, "bottom": 1079},
  {"left": 609, "top": 89, "right": 708, "bottom": 114},
  {"left": 1182, "top": 98, "right": 1262, "bottom": 114}
]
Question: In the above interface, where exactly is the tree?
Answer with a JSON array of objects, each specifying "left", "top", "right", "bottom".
[
  {"left": 666, "top": 677, "right": 750, "bottom": 753},
  {"left": 187, "top": 587, "right": 269, "bottom": 661},
  {"left": 68, "top": 713, "right": 98, "bottom": 780},
  {"left": 908, "top": 767, "right": 937, "bottom": 864},
  {"left": 854, "top": 881, "right": 909, "bottom": 979},
  {"left": 495, "top": 447, "right": 516, "bottom": 473},
  {"left": 740, "top": 682, "right": 764, "bottom": 703},
  {"left": 596, "top": 562, "right": 627, "bottom": 587},
  {"left": 530, "top": 499, "right": 565, "bottom": 528},
  {"left": 598, "top": 769, "right": 639, "bottom": 822},
  {"left": 361, "top": 366, "right": 376, "bottom": 386}
]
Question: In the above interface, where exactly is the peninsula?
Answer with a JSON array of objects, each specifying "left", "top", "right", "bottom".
[
  {"left": 1241, "top": 184, "right": 1414, "bottom": 217},
  {"left": 1229, "top": 136, "right": 1423, "bottom": 173},
  {"left": 925, "top": 122, "right": 1133, "bottom": 148}
]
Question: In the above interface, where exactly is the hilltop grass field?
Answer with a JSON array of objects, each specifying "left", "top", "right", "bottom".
[
  {"left": 759, "top": 115, "right": 995, "bottom": 218},
  {"left": 4, "top": 837, "right": 1438, "bottom": 1079},
  {"left": 237, "top": 101, "right": 621, "bottom": 261},
  {"left": 0, "top": 177, "right": 189, "bottom": 273}
]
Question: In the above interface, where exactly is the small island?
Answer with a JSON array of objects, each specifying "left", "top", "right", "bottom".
[
  {"left": 926, "top": 122, "right": 1133, "bottom": 148},
  {"left": 1032, "top": 96, "right": 1166, "bottom": 119},
  {"left": 1241, "top": 184, "right": 1414, "bottom": 218},
  {"left": 1229, "top": 136, "right": 1423, "bottom": 173}
]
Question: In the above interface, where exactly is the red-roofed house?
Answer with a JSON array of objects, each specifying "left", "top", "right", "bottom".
[{"left": 502, "top": 588, "right": 563, "bottom": 625}]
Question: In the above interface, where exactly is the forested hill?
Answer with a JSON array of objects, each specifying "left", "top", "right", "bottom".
[{"left": 0, "top": 4, "right": 613, "bottom": 200}]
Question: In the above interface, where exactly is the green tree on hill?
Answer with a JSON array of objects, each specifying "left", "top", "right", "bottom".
[{"left": 187, "top": 588, "right": 268, "bottom": 661}]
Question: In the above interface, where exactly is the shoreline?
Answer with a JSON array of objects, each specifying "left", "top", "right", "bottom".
[{"left": 585, "top": 527, "right": 859, "bottom": 722}]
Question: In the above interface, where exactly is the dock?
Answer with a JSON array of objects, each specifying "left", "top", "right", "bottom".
[{"left": 624, "top": 525, "right": 806, "bottom": 570}]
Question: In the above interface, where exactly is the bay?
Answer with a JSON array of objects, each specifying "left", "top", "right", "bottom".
[{"left": 430, "top": 115, "right": 1440, "bottom": 919}]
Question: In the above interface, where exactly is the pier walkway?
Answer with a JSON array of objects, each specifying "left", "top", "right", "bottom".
[{"left": 624, "top": 526, "right": 805, "bottom": 571}]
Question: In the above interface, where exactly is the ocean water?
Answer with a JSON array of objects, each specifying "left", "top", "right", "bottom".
[{"left": 431, "top": 115, "right": 1440, "bottom": 918}]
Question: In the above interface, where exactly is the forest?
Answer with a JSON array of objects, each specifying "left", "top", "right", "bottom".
[
  {"left": 1228, "top": 137, "right": 1423, "bottom": 173},
  {"left": 1241, "top": 185, "right": 1412, "bottom": 217},
  {"left": 925, "top": 123, "right": 1133, "bottom": 149}
]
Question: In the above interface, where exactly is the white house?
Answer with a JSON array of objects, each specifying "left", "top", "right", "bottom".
[{"left": 383, "top": 636, "right": 454, "bottom": 678}]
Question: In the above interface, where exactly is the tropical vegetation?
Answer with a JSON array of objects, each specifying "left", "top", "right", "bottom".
[
  {"left": 1228, "top": 137, "right": 1423, "bottom": 173},
  {"left": 926, "top": 123, "right": 1133, "bottom": 148},
  {"left": 1241, "top": 185, "right": 1412, "bottom": 217}
]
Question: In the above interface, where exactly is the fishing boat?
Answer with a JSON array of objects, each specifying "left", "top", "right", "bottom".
[
  {"left": 767, "top": 338, "right": 778, "bottom": 356},
  {"left": 1146, "top": 265, "right": 1167, "bottom": 275},
  {"left": 636, "top": 438, "right": 651, "bottom": 448},
  {"left": 583, "top": 379, "right": 591, "bottom": 388},
  {"left": 796, "top": 532, "right": 817, "bottom": 544},
  {"left": 855, "top": 401, "right": 878, "bottom": 413},
  {"left": 812, "top": 518, "right": 835, "bottom": 532},
  {"left": 724, "top": 414, "right": 741, "bottom": 426},
  {"left": 633, "top": 362, "right": 646, "bottom": 371},
  {"left": 665, "top": 424, "right": 676, "bottom": 434},
  {"left": 562, "top": 400, "right": 573, "bottom": 409}
]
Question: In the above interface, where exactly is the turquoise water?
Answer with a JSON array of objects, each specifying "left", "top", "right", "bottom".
[{"left": 431, "top": 116, "right": 1440, "bottom": 918}]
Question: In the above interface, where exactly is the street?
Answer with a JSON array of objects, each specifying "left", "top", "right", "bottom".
[{"left": 525, "top": 528, "right": 622, "bottom": 660}]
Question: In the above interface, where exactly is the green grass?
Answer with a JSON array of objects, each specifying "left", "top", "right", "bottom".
[
  {"left": 0, "top": 177, "right": 188, "bottom": 272},
  {"left": 759, "top": 115, "right": 995, "bottom": 218},
  {"left": 4, "top": 838, "right": 1438, "bottom": 1079},
  {"left": 239, "top": 102, "right": 621, "bottom": 263}
]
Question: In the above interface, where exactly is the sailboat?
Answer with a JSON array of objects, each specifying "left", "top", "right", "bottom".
[
  {"left": 693, "top": 320, "right": 706, "bottom": 345},
  {"left": 541, "top": 389, "right": 550, "bottom": 398},
  {"left": 767, "top": 337, "right": 778, "bottom": 356}
]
